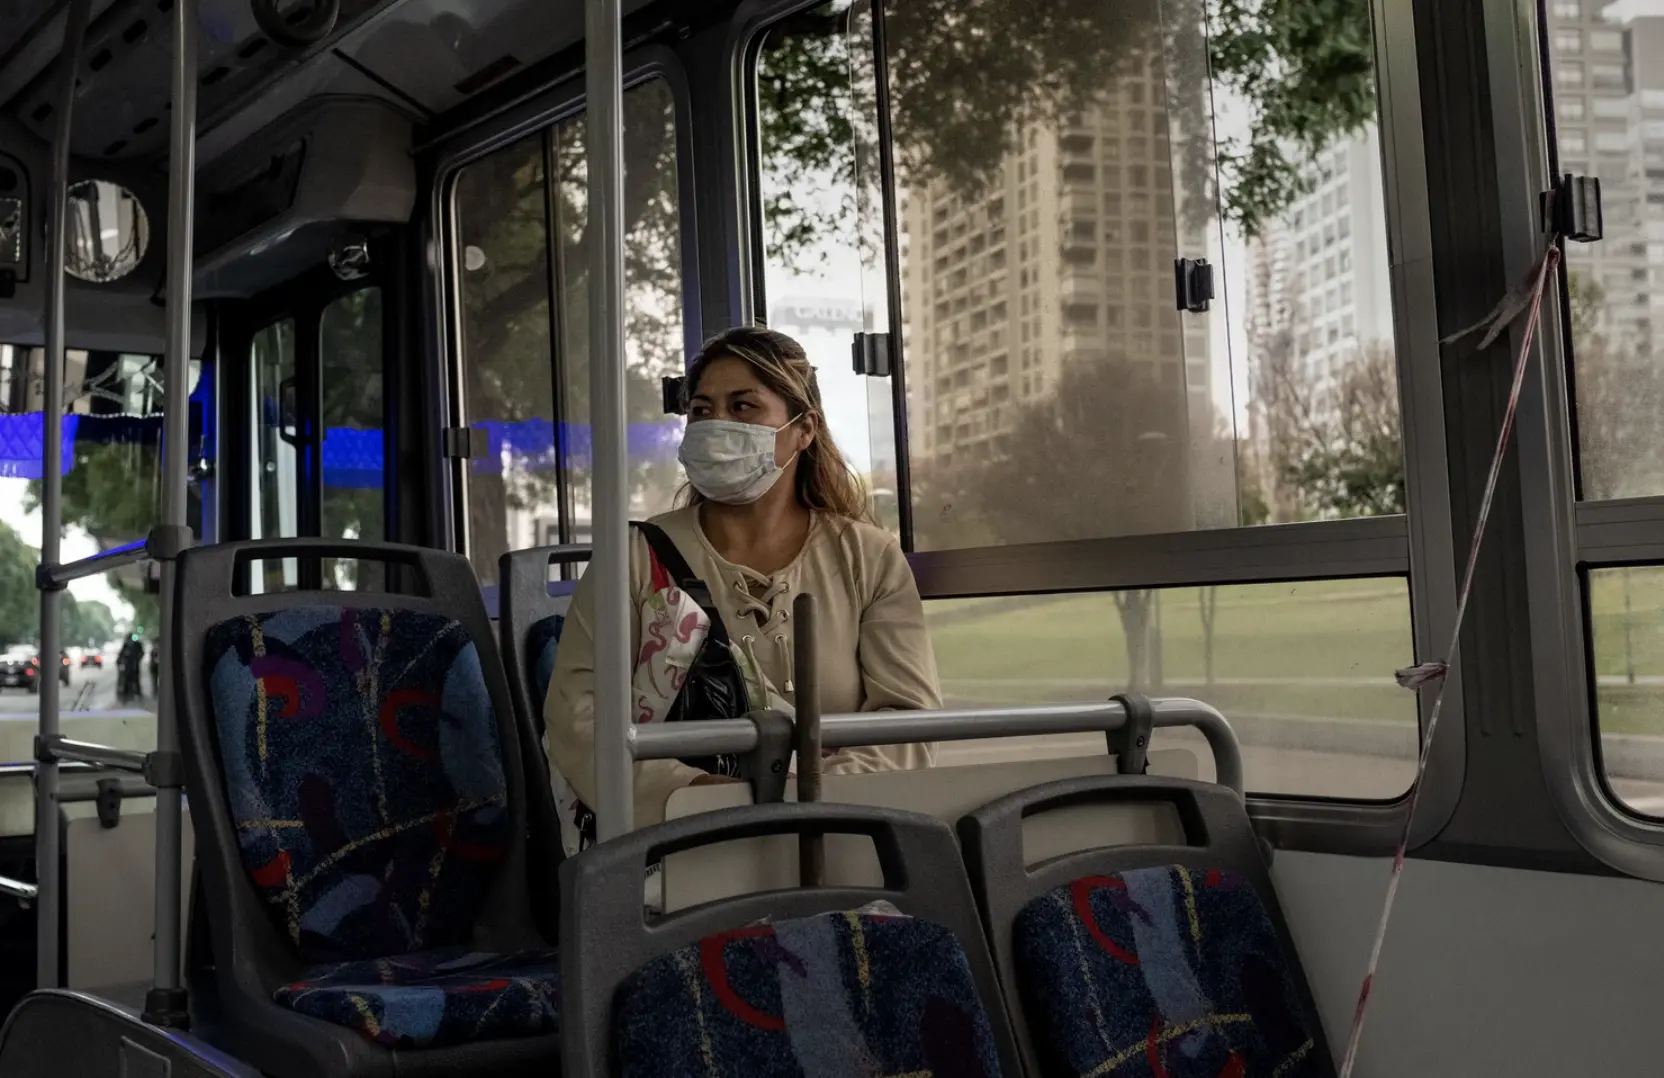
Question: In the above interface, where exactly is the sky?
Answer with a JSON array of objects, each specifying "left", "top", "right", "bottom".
[{"left": 0, "top": 480, "right": 133, "bottom": 626}]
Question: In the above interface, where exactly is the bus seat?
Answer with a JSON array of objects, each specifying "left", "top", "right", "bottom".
[
  {"left": 658, "top": 747, "right": 1200, "bottom": 911},
  {"left": 558, "top": 801, "right": 1024, "bottom": 1078},
  {"left": 174, "top": 539, "right": 563, "bottom": 1078},
  {"left": 497, "top": 545, "right": 591, "bottom": 744},
  {"left": 957, "top": 775, "right": 1333, "bottom": 1078}
]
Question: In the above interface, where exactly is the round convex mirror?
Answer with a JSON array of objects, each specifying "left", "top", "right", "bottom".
[{"left": 65, "top": 180, "right": 149, "bottom": 284}]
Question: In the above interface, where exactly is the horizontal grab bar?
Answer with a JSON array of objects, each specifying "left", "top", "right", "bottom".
[
  {"left": 37, "top": 538, "right": 150, "bottom": 591},
  {"left": 0, "top": 760, "right": 115, "bottom": 778},
  {"left": 0, "top": 875, "right": 37, "bottom": 900},
  {"left": 43, "top": 736, "right": 147, "bottom": 774},
  {"left": 629, "top": 698, "right": 1244, "bottom": 796}
]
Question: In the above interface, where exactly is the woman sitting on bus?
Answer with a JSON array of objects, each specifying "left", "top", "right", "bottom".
[{"left": 543, "top": 325, "right": 939, "bottom": 844}]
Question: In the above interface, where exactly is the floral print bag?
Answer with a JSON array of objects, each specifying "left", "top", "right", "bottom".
[{"left": 552, "top": 522, "right": 755, "bottom": 855}]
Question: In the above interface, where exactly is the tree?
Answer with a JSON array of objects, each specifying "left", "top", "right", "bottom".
[
  {"left": 757, "top": 0, "right": 1381, "bottom": 260},
  {"left": 1278, "top": 344, "right": 1404, "bottom": 518},
  {"left": 923, "top": 358, "right": 1190, "bottom": 688},
  {"left": 0, "top": 523, "right": 36, "bottom": 649},
  {"left": 1250, "top": 334, "right": 1403, "bottom": 521},
  {"left": 61, "top": 596, "right": 115, "bottom": 650},
  {"left": 1568, "top": 270, "right": 1664, "bottom": 500}
]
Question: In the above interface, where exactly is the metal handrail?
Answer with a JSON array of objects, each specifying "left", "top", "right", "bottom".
[
  {"left": 586, "top": 0, "right": 632, "bottom": 842},
  {"left": 0, "top": 876, "right": 37, "bottom": 901},
  {"left": 37, "top": 538, "right": 150, "bottom": 591},
  {"left": 629, "top": 697, "right": 1246, "bottom": 797},
  {"left": 33, "top": 0, "right": 92, "bottom": 991},
  {"left": 42, "top": 736, "right": 148, "bottom": 775}
]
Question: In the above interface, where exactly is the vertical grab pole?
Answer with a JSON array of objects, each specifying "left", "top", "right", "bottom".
[
  {"left": 35, "top": 0, "right": 94, "bottom": 991},
  {"left": 585, "top": 0, "right": 633, "bottom": 840},
  {"left": 793, "top": 593, "right": 823, "bottom": 886},
  {"left": 143, "top": 0, "right": 198, "bottom": 1029}
]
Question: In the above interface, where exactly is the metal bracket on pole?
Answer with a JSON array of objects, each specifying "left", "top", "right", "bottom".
[
  {"left": 145, "top": 524, "right": 195, "bottom": 562},
  {"left": 737, "top": 710, "right": 794, "bottom": 805},
  {"left": 95, "top": 779, "right": 123, "bottom": 829},
  {"left": 1108, "top": 693, "right": 1154, "bottom": 775}
]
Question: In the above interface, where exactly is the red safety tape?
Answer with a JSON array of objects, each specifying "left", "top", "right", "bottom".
[{"left": 1336, "top": 242, "right": 1561, "bottom": 1077}]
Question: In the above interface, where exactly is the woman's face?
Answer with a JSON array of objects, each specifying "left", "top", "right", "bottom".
[{"left": 687, "top": 356, "right": 814, "bottom": 467}]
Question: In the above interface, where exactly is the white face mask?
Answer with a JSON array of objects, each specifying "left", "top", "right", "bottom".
[{"left": 679, "top": 417, "right": 799, "bottom": 505}]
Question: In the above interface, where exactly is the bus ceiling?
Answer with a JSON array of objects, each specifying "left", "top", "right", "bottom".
[{"left": 0, "top": 0, "right": 660, "bottom": 312}]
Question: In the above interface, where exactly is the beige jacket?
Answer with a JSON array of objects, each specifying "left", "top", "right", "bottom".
[{"left": 543, "top": 505, "right": 940, "bottom": 829}]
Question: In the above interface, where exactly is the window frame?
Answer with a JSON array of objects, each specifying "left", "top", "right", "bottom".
[
  {"left": 1502, "top": 0, "right": 1664, "bottom": 880},
  {"left": 732, "top": 0, "right": 1465, "bottom": 854},
  {"left": 426, "top": 47, "right": 702, "bottom": 592},
  {"left": 222, "top": 266, "right": 397, "bottom": 586}
]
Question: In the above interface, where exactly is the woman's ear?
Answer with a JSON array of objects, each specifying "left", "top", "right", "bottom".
[{"left": 796, "top": 412, "right": 818, "bottom": 453}]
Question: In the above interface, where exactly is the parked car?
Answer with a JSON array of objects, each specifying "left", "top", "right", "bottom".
[{"left": 0, "top": 646, "right": 33, "bottom": 691}]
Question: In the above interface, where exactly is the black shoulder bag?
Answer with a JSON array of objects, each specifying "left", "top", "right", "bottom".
[{"left": 572, "top": 521, "right": 753, "bottom": 847}]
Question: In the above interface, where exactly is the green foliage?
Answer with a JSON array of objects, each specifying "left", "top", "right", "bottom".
[
  {"left": 62, "top": 596, "right": 115, "bottom": 649},
  {"left": 756, "top": 0, "right": 1380, "bottom": 259},
  {"left": 0, "top": 522, "right": 37, "bottom": 649},
  {"left": 1209, "top": 0, "right": 1379, "bottom": 237},
  {"left": 1275, "top": 345, "right": 1405, "bottom": 518}
]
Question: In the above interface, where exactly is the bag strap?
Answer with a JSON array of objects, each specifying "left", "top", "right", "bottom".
[{"left": 630, "top": 521, "right": 731, "bottom": 648}]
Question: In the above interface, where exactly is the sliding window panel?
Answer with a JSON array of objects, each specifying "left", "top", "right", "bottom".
[
  {"left": 453, "top": 133, "right": 557, "bottom": 588},
  {"left": 319, "top": 288, "right": 386, "bottom": 590}
]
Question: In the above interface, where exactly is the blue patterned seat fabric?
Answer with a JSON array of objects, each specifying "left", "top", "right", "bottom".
[
  {"left": 205, "top": 606, "right": 558, "bottom": 1047},
  {"left": 615, "top": 909, "right": 1004, "bottom": 1077},
  {"left": 274, "top": 947, "right": 560, "bottom": 1049},
  {"left": 526, "top": 611, "right": 566, "bottom": 708},
  {"left": 1013, "top": 866, "right": 1323, "bottom": 1078}
]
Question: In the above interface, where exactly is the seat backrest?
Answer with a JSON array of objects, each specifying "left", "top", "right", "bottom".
[
  {"left": 497, "top": 545, "right": 591, "bottom": 742},
  {"left": 958, "top": 775, "right": 1334, "bottom": 1078},
  {"left": 175, "top": 539, "right": 551, "bottom": 998},
  {"left": 559, "top": 801, "right": 1025, "bottom": 1078}
]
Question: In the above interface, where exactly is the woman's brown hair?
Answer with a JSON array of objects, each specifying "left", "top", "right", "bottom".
[{"left": 679, "top": 326, "right": 875, "bottom": 523}]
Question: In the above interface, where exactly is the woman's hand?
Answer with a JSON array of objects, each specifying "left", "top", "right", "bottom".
[{"left": 688, "top": 773, "right": 743, "bottom": 787}]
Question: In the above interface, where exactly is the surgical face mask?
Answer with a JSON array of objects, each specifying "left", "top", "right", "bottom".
[{"left": 679, "top": 417, "right": 799, "bottom": 505}]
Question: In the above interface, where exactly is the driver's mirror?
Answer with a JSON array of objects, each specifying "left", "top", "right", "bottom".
[{"left": 65, "top": 179, "right": 149, "bottom": 284}]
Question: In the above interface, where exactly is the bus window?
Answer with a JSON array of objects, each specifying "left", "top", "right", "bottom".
[
  {"left": 927, "top": 578, "right": 1417, "bottom": 798},
  {"left": 451, "top": 77, "right": 686, "bottom": 585},
  {"left": 1542, "top": 4, "right": 1664, "bottom": 501},
  {"left": 751, "top": 0, "right": 1418, "bottom": 802},
  {"left": 455, "top": 133, "right": 555, "bottom": 586},
  {"left": 250, "top": 317, "right": 298, "bottom": 592},
  {"left": 320, "top": 288, "right": 385, "bottom": 590},
  {"left": 755, "top": 1, "right": 900, "bottom": 534}
]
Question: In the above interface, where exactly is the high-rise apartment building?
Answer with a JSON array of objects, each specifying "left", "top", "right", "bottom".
[
  {"left": 898, "top": 50, "right": 1214, "bottom": 524},
  {"left": 1246, "top": 126, "right": 1394, "bottom": 396},
  {"left": 1549, "top": 1, "right": 1653, "bottom": 354}
]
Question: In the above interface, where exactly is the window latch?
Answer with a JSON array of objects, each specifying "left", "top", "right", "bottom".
[
  {"left": 1544, "top": 174, "right": 1603, "bottom": 243},
  {"left": 441, "top": 426, "right": 489, "bottom": 460},
  {"left": 852, "top": 332, "right": 892, "bottom": 377},
  {"left": 662, "top": 375, "right": 686, "bottom": 416},
  {"left": 1174, "top": 258, "right": 1214, "bottom": 313}
]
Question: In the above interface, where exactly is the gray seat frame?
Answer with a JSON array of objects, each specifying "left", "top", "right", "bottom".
[
  {"left": 558, "top": 801, "right": 1026, "bottom": 1078},
  {"left": 497, "top": 544, "right": 592, "bottom": 746},
  {"left": 957, "top": 774, "right": 1336, "bottom": 1078},
  {"left": 174, "top": 538, "right": 563, "bottom": 1078}
]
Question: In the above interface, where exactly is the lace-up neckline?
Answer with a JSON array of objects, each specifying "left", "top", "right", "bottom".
[
  {"left": 733, "top": 574, "right": 795, "bottom": 692},
  {"left": 689, "top": 510, "right": 820, "bottom": 696}
]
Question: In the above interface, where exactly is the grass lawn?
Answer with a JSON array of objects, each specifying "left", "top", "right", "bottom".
[{"left": 920, "top": 571, "right": 1664, "bottom": 736}]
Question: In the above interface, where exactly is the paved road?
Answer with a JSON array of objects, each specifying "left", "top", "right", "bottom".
[{"left": 0, "top": 661, "right": 151, "bottom": 715}]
